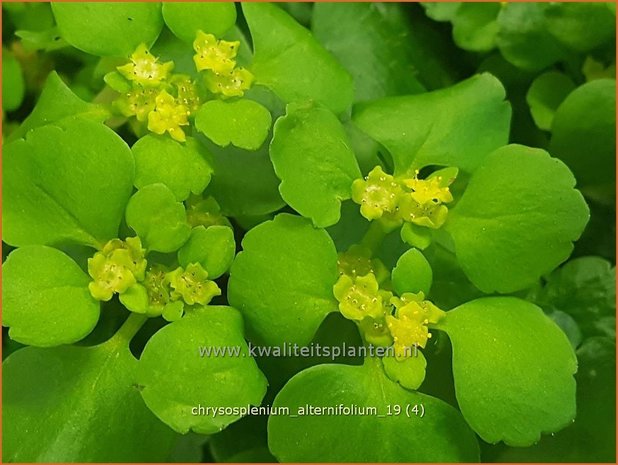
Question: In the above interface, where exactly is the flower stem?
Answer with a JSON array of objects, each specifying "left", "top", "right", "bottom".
[
  {"left": 360, "top": 220, "right": 387, "bottom": 256},
  {"left": 110, "top": 313, "right": 148, "bottom": 346}
]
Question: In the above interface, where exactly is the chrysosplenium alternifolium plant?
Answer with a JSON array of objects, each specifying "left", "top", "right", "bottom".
[{"left": 2, "top": 2, "right": 615, "bottom": 463}]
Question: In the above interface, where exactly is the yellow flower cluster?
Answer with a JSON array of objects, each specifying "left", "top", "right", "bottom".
[
  {"left": 88, "top": 237, "right": 147, "bottom": 301},
  {"left": 88, "top": 237, "right": 220, "bottom": 322},
  {"left": 333, "top": 247, "right": 445, "bottom": 360},
  {"left": 193, "top": 31, "right": 254, "bottom": 98},
  {"left": 352, "top": 166, "right": 456, "bottom": 229},
  {"left": 114, "top": 44, "right": 201, "bottom": 142}
]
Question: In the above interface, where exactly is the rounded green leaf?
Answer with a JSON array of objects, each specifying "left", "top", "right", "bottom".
[
  {"left": 353, "top": 73, "right": 511, "bottom": 175},
  {"left": 132, "top": 135, "right": 212, "bottom": 201},
  {"left": 383, "top": 351, "right": 427, "bottom": 390},
  {"left": 2, "top": 246, "right": 100, "bottom": 347},
  {"left": 242, "top": 2, "right": 353, "bottom": 114},
  {"left": 270, "top": 102, "right": 361, "bottom": 227},
  {"left": 268, "top": 359, "right": 480, "bottom": 462},
  {"left": 204, "top": 142, "right": 285, "bottom": 217},
  {"left": 526, "top": 71, "right": 575, "bottom": 131},
  {"left": 209, "top": 416, "right": 275, "bottom": 463},
  {"left": 4, "top": 340, "right": 176, "bottom": 461},
  {"left": 451, "top": 3, "right": 500, "bottom": 52},
  {"left": 422, "top": 3, "right": 461, "bottom": 22},
  {"left": 178, "top": 225, "right": 235, "bottom": 279},
  {"left": 136, "top": 306, "right": 267, "bottom": 434},
  {"left": 312, "top": 3, "right": 425, "bottom": 103},
  {"left": 228, "top": 213, "right": 338, "bottom": 346},
  {"left": 162, "top": 2, "right": 236, "bottom": 43},
  {"left": 544, "top": 3, "right": 615, "bottom": 52},
  {"left": 400, "top": 222, "right": 433, "bottom": 250},
  {"left": 2, "top": 48, "right": 25, "bottom": 112},
  {"left": 3, "top": 117, "right": 134, "bottom": 248},
  {"left": 446, "top": 144, "right": 589, "bottom": 293},
  {"left": 550, "top": 79, "right": 616, "bottom": 205},
  {"left": 496, "top": 4, "right": 565, "bottom": 71},
  {"left": 8, "top": 71, "right": 108, "bottom": 142},
  {"left": 195, "top": 99, "right": 272, "bottom": 151},
  {"left": 495, "top": 336, "right": 616, "bottom": 462},
  {"left": 52, "top": 2, "right": 163, "bottom": 57},
  {"left": 439, "top": 297, "right": 577, "bottom": 446},
  {"left": 391, "top": 248, "right": 433, "bottom": 296},
  {"left": 125, "top": 183, "right": 191, "bottom": 253}
]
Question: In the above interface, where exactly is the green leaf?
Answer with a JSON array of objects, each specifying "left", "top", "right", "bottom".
[
  {"left": 162, "top": 2, "right": 236, "bottom": 43},
  {"left": 104, "top": 70, "right": 131, "bottom": 93},
  {"left": 242, "top": 2, "right": 353, "bottom": 114},
  {"left": 383, "top": 351, "right": 427, "bottom": 390},
  {"left": 132, "top": 135, "right": 212, "bottom": 202},
  {"left": 526, "top": 71, "right": 575, "bottom": 131},
  {"left": 422, "top": 3, "right": 461, "bottom": 21},
  {"left": 178, "top": 225, "right": 235, "bottom": 279},
  {"left": 446, "top": 144, "right": 589, "bottom": 293},
  {"left": 52, "top": 2, "right": 164, "bottom": 57},
  {"left": 3, "top": 117, "right": 134, "bottom": 248},
  {"left": 203, "top": 140, "right": 285, "bottom": 217},
  {"left": 209, "top": 416, "right": 275, "bottom": 463},
  {"left": 2, "top": 246, "right": 99, "bottom": 347},
  {"left": 528, "top": 256, "right": 616, "bottom": 338},
  {"left": 195, "top": 99, "right": 272, "bottom": 151},
  {"left": 228, "top": 214, "right": 338, "bottom": 346},
  {"left": 312, "top": 3, "right": 425, "bottom": 102},
  {"left": 3, "top": 3, "right": 55, "bottom": 32},
  {"left": 2, "top": 48, "right": 25, "bottom": 112},
  {"left": 136, "top": 306, "right": 267, "bottom": 434},
  {"left": 550, "top": 79, "right": 616, "bottom": 205},
  {"left": 391, "top": 248, "right": 432, "bottom": 296},
  {"left": 268, "top": 359, "right": 480, "bottom": 462},
  {"left": 125, "top": 183, "right": 191, "bottom": 253},
  {"left": 544, "top": 3, "right": 615, "bottom": 52},
  {"left": 496, "top": 4, "right": 566, "bottom": 71},
  {"left": 353, "top": 73, "right": 511, "bottom": 175},
  {"left": 270, "top": 101, "right": 361, "bottom": 227},
  {"left": 9, "top": 71, "right": 108, "bottom": 142},
  {"left": 495, "top": 336, "right": 616, "bottom": 462},
  {"left": 3, "top": 339, "right": 176, "bottom": 462},
  {"left": 451, "top": 3, "right": 500, "bottom": 52},
  {"left": 400, "top": 222, "right": 433, "bottom": 250},
  {"left": 439, "top": 297, "right": 577, "bottom": 446}
]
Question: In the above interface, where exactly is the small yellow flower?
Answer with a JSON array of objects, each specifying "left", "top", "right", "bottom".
[
  {"left": 403, "top": 174, "right": 454, "bottom": 205},
  {"left": 204, "top": 67, "right": 254, "bottom": 98},
  {"left": 386, "top": 292, "right": 446, "bottom": 358},
  {"left": 117, "top": 43, "right": 174, "bottom": 87},
  {"left": 147, "top": 90, "right": 189, "bottom": 142},
  {"left": 167, "top": 263, "right": 221, "bottom": 306},
  {"left": 398, "top": 171, "right": 454, "bottom": 229},
  {"left": 87, "top": 237, "right": 148, "bottom": 301},
  {"left": 398, "top": 195, "right": 449, "bottom": 229},
  {"left": 114, "top": 87, "right": 158, "bottom": 122},
  {"left": 351, "top": 166, "right": 403, "bottom": 221},
  {"left": 171, "top": 74, "right": 201, "bottom": 116},
  {"left": 386, "top": 314, "right": 430, "bottom": 359},
  {"left": 359, "top": 316, "right": 394, "bottom": 347},
  {"left": 193, "top": 31, "right": 239, "bottom": 74},
  {"left": 333, "top": 272, "right": 392, "bottom": 321},
  {"left": 337, "top": 244, "right": 389, "bottom": 283}
]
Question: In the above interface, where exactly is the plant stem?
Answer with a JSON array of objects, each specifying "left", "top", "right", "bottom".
[
  {"left": 359, "top": 220, "right": 387, "bottom": 256},
  {"left": 110, "top": 313, "right": 148, "bottom": 346}
]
